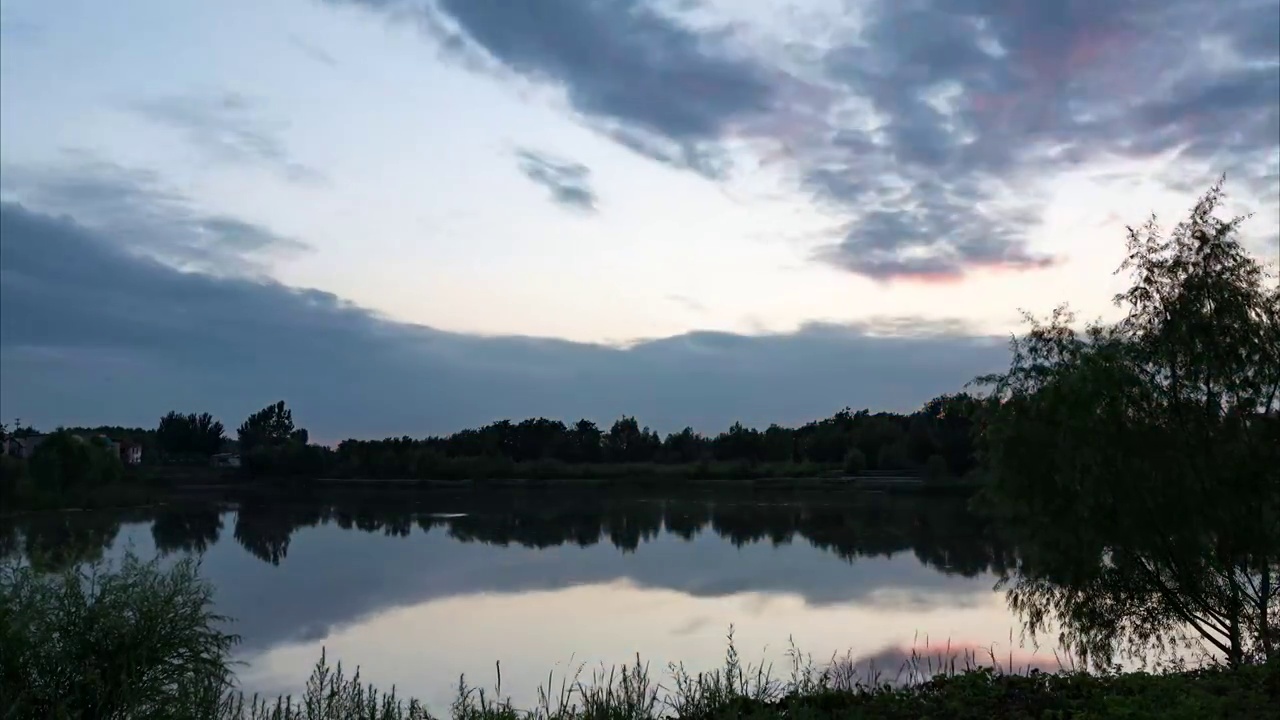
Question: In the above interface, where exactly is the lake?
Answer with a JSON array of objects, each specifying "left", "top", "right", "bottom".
[{"left": 1, "top": 487, "right": 1062, "bottom": 711}]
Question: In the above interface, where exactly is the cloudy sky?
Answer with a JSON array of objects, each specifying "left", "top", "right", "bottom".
[{"left": 1, "top": 0, "right": 1277, "bottom": 440}]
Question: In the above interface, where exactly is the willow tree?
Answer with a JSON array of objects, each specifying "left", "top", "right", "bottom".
[{"left": 976, "top": 181, "right": 1280, "bottom": 668}]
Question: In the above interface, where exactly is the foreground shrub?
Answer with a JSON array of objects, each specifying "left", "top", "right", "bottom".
[{"left": 0, "top": 553, "right": 236, "bottom": 718}]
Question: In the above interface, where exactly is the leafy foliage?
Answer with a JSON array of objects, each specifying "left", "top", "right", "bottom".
[
  {"left": 976, "top": 181, "right": 1280, "bottom": 668},
  {"left": 27, "top": 430, "right": 123, "bottom": 491},
  {"left": 158, "top": 411, "right": 226, "bottom": 457},
  {"left": 235, "top": 401, "right": 322, "bottom": 477},
  {"left": 0, "top": 553, "right": 237, "bottom": 718},
  {"left": 321, "top": 401, "right": 981, "bottom": 482},
  {"left": 0, "top": 454, "right": 25, "bottom": 502},
  {"left": 6, "top": 391, "right": 988, "bottom": 487},
  {"left": 238, "top": 401, "right": 302, "bottom": 451}
]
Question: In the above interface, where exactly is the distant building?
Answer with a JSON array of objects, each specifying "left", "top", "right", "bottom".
[
  {"left": 76, "top": 434, "right": 143, "bottom": 465},
  {"left": 4, "top": 432, "right": 142, "bottom": 465},
  {"left": 5, "top": 434, "right": 48, "bottom": 459}
]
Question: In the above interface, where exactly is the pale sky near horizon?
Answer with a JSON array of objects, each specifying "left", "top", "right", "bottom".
[{"left": 2, "top": 0, "right": 1277, "bottom": 437}]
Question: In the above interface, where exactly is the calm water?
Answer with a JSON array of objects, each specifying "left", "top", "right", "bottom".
[{"left": 2, "top": 488, "right": 1060, "bottom": 710}]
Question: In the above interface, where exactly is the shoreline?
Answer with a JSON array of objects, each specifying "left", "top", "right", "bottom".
[{"left": 3, "top": 469, "right": 982, "bottom": 515}]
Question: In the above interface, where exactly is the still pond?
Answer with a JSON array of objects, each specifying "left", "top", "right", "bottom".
[{"left": 2, "top": 487, "right": 1062, "bottom": 710}]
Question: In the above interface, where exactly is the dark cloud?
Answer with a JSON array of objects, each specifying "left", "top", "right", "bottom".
[
  {"left": 327, "top": 0, "right": 1279, "bottom": 282},
  {"left": 803, "top": 0, "right": 1278, "bottom": 281},
  {"left": 428, "top": 0, "right": 771, "bottom": 135},
  {"left": 132, "top": 92, "right": 324, "bottom": 184},
  {"left": 0, "top": 159, "right": 309, "bottom": 275},
  {"left": 327, "top": 0, "right": 774, "bottom": 177},
  {"left": 514, "top": 147, "right": 597, "bottom": 212},
  {"left": 0, "top": 202, "right": 1006, "bottom": 440}
]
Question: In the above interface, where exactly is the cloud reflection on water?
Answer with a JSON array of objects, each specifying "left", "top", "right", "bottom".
[{"left": 8, "top": 490, "right": 1037, "bottom": 709}]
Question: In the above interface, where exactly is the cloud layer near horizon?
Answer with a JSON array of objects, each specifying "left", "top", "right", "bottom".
[
  {"left": 331, "top": 0, "right": 1279, "bottom": 282},
  {"left": 0, "top": 200, "right": 1007, "bottom": 440}
]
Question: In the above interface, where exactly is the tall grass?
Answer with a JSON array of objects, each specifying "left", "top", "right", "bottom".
[{"left": 2, "top": 555, "right": 1273, "bottom": 719}]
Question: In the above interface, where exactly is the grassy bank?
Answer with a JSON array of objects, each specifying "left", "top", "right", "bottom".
[
  {"left": 2, "top": 555, "right": 1274, "bottom": 719},
  {"left": 216, "top": 657, "right": 1277, "bottom": 720}
]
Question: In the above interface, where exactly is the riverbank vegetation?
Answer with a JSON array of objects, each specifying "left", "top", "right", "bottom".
[
  {"left": 3, "top": 555, "right": 1275, "bottom": 719},
  {"left": 2, "top": 393, "right": 981, "bottom": 490},
  {"left": 2, "top": 392, "right": 982, "bottom": 496},
  {"left": 0, "top": 429, "right": 168, "bottom": 511}
]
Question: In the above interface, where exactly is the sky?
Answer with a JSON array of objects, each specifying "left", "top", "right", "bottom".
[{"left": 1, "top": 0, "right": 1277, "bottom": 440}]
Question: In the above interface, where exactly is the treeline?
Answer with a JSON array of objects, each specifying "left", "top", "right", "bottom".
[
  {"left": 229, "top": 392, "right": 983, "bottom": 480},
  {"left": 0, "top": 432, "right": 124, "bottom": 494},
  {"left": 3, "top": 393, "right": 984, "bottom": 486},
  {"left": 0, "top": 426, "right": 135, "bottom": 505},
  {"left": 327, "top": 393, "right": 980, "bottom": 479}
]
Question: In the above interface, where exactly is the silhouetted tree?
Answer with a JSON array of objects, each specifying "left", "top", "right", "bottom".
[
  {"left": 605, "top": 416, "right": 658, "bottom": 462},
  {"left": 237, "top": 401, "right": 297, "bottom": 452},
  {"left": 662, "top": 427, "right": 708, "bottom": 464},
  {"left": 566, "top": 419, "right": 603, "bottom": 462},
  {"left": 978, "top": 181, "right": 1280, "bottom": 667},
  {"left": 156, "top": 411, "right": 225, "bottom": 457}
]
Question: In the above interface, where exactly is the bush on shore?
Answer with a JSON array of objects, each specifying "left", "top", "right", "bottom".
[
  {"left": 0, "top": 554, "right": 236, "bottom": 718},
  {"left": 1, "top": 555, "right": 1275, "bottom": 719}
]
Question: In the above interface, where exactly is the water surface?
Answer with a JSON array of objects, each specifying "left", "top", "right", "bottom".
[{"left": 4, "top": 487, "right": 1057, "bottom": 710}]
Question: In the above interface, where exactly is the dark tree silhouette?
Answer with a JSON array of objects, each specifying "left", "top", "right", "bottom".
[
  {"left": 157, "top": 411, "right": 225, "bottom": 457},
  {"left": 237, "top": 401, "right": 297, "bottom": 452},
  {"left": 977, "top": 181, "right": 1280, "bottom": 668}
]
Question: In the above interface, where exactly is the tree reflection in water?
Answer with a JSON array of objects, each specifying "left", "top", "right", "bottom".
[
  {"left": 151, "top": 504, "right": 223, "bottom": 555},
  {"left": 5, "top": 489, "right": 1018, "bottom": 578},
  {"left": 13, "top": 511, "right": 123, "bottom": 573}
]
